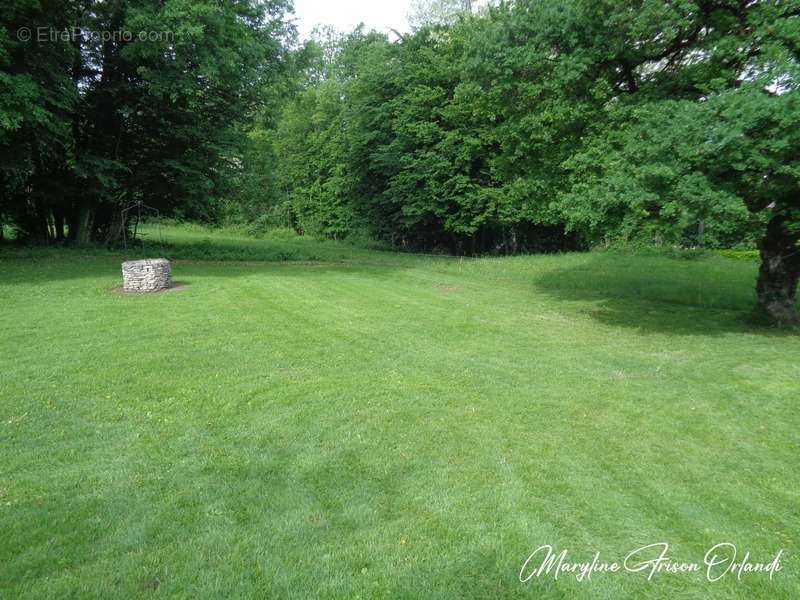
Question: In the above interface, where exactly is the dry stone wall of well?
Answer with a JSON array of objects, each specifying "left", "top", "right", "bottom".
[{"left": 121, "top": 258, "right": 172, "bottom": 292}]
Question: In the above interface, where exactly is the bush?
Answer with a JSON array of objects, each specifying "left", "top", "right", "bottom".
[{"left": 246, "top": 202, "right": 297, "bottom": 237}]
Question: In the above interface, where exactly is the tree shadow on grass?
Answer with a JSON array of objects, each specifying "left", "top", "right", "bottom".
[{"left": 533, "top": 253, "right": 798, "bottom": 337}]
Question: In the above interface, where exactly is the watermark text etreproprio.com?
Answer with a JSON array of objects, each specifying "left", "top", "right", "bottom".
[{"left": 16, "top": 27, "right": 175, "bottom": 44}]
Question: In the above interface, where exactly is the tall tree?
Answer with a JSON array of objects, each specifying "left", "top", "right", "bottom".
[
  {"left": 1, "top": 0, "right": 294, "bottom": 243},
  {"left": 0, "top": 0, "right": 79, "bottom": 242},
  {"left": 552, "top": 0, "right": 800, "bottom": 323}
]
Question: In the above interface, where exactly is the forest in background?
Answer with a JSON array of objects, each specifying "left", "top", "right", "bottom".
[{"left": 1, "top": 0, "right": 799, "bottom": 322}]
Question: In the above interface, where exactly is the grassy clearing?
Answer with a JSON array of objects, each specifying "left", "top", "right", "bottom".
[{"left": 1, "top": 227, "right": 797, "bottom": 598}]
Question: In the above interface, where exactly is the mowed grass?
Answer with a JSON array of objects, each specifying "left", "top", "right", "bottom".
[{"left": 1, "top": 226, "right": 798, "bottom": 598}]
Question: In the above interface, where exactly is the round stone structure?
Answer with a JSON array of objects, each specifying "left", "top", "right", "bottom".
[{"left": 121, "top": 258, "right": 172, "bottom": 292}]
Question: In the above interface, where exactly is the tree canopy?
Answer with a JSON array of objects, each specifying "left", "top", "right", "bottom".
[
  {"left": 1, "top": 0, "right": 293, "bottom": 243},
  {"left": 270, "top": 0, "right": 799, "bottom": 322}
]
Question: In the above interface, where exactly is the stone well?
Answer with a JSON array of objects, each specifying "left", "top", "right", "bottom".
[{"left": 121, "top": 258, "right": 172, "bottom": 292}]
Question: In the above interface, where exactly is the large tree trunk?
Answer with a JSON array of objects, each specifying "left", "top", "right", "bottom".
[
  {"left": 25, "top": 201, "right": 51, "bottom": 244},
  {"left": 103, "top": 207, "right": 125, "bottom": 246},
  {"left": 73, "top": 202, "right": 94, "bottom": 245},
  {"left": 755, "top": 214, "right": 800, "bottom": 325}
]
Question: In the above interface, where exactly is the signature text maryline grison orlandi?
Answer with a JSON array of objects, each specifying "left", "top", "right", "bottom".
[{"left": 519, "top": 543, "right": 784, "bottom": 583}]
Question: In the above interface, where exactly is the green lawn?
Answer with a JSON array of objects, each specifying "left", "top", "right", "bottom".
[{"left": 1, "top": 226, "right": 798, "bottom": 598}]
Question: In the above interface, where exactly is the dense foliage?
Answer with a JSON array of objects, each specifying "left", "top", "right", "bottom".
[
  {"left": 271, "top": 0, "right": 799, "bottom": 321},
  {"left": 0, "top": 0, "right": 293, "bottom": 244}
]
